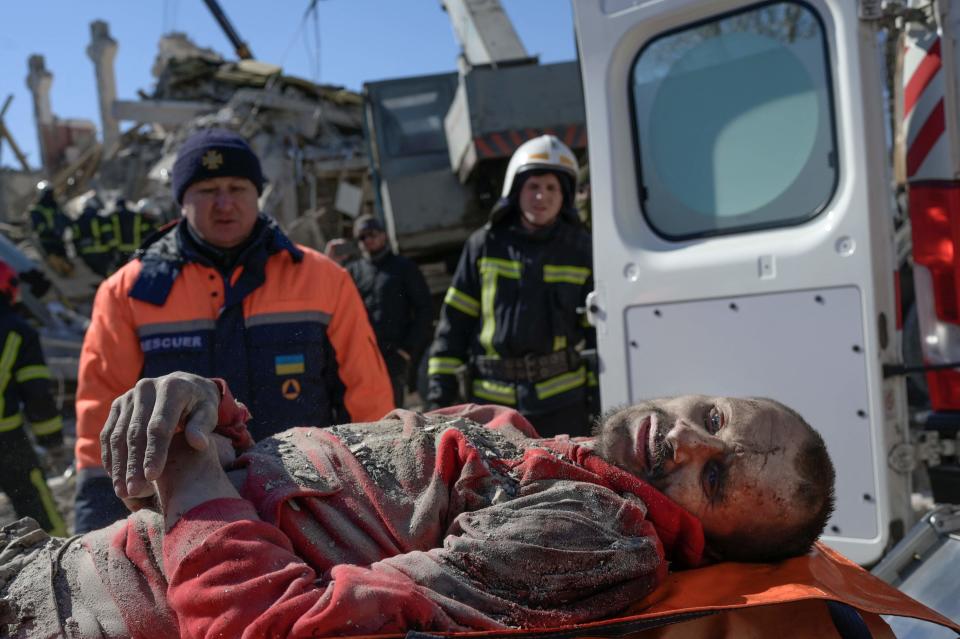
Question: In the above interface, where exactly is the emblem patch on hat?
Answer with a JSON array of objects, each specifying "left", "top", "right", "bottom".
[{"left": 202, "top": 150, "right": 224, "bottom": 170}]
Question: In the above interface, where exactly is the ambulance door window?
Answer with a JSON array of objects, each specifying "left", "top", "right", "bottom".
[{"left": 630, "top": 1, "right": 837, "bottom": 240}]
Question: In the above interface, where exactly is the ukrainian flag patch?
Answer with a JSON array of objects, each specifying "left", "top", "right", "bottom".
[{"left": 275, "top": 354, "right": 305, "bottom": 376}]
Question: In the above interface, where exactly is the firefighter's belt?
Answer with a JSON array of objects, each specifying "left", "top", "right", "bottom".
[{"left": 473, "top": 350, "right": 581, "bottom": 383}]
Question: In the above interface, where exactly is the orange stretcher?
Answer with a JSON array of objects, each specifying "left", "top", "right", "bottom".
[{"left": 380, "top": 542, "right": 958, "bottom": 639}]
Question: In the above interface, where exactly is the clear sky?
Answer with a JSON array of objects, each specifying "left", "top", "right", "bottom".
[{"left": 0, "top": 0, "right": 576, "bottom": 169}]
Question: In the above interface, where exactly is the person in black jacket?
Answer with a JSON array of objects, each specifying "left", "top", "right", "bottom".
[
  {"left": 0, "top": 260, "right": 66, "bottom": 535},
  {"left": 28, "top": 181, "right": 70, "bottom": 259},
  {"left": 71, "top": 193, "right": 117, "bottom": 278},
  {"left": 347, "top": 215, "right": 433, "bottom": 406},
  {"left": 427, "top": 135, "right": 596, "bottom": 437}
]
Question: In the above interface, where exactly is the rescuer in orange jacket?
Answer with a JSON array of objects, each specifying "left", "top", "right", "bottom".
[{"left": 72, "top": 128, "right": 393, "bottom": 533}]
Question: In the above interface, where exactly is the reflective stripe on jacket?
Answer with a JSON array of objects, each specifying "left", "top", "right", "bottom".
[
  {"left": 112, "top": 207, "right": 157, "bottom": 254},
  {"left": 428, "top": 214, "right": 595, "bottom": 414},
  {"left": 74, "top": 217, "right": 393, "bottom": 470},
  {"left": 71, "top": 209, "right": 115, "bottom": 256}
]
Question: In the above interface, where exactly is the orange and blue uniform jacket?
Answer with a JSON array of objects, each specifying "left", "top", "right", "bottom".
[{"left": 74, "top": 216, "right": 393, "bottom": 471}]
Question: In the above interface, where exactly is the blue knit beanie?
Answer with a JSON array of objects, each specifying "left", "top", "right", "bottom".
[{"left": 172, "top": 129, "right": 264, "bottom": 204}]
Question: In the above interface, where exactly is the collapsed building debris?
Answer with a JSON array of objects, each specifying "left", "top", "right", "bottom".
[{"left": 2, "top": 20, "right": 373, "bottom": 297}]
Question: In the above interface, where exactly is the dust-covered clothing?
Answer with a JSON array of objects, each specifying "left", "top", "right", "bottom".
[
  {"left": 163, "top": 403, "right": 704, "bottom": 638},
  {"left": 0, "top": 402, "right": 704, "bottom": 639},
  {"left": 0, "top": 512, "right": 175, "bottom": 639}
]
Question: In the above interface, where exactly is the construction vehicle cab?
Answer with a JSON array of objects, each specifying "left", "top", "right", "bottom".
[
  {"left": 573, "top": 0, "right": 958, "bottom": 633},
  {"left": 362, "top": 0, "right": 587, "bottom": 273}
]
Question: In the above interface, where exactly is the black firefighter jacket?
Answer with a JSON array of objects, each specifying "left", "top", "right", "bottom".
[{"left": 428, "top": 211, "right": 595, "bottom": 415}]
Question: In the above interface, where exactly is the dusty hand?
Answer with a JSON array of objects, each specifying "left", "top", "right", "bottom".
[{"left": 101, "top": 372, "right": 220, "bottom": 500}]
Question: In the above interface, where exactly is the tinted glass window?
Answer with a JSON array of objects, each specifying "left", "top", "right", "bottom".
[
  {"left": 381, "top": 89, "right": 449, "bottom": 157},
  {"left": 631, "top": 2, "right": 837, "bottom": 239}
]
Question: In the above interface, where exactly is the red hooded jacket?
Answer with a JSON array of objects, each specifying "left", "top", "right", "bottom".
[{"left": 157, "top": 397, "right": 703, "bottom": 639}]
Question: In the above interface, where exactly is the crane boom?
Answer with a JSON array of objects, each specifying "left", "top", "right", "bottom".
[{"left": 201, "top": 0, "right": 254, "bottom": 60}]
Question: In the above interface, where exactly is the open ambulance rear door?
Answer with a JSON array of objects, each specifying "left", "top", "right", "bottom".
[{"left": 574, "top": 0, "right": 910, "bottom": 565}]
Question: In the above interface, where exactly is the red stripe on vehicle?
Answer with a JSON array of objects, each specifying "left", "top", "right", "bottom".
[
  {"left": 475, "top": 136, "right": 496, "bottom": 159},
  {"left": 508, "top": 129, "right": 524, "bottom": 147},
  {"left": 490, "top": 132, "right": 512, "bottom": 156},
  {"left": 563, "top": 126, "right": 577, "bottom": 146},
  {"left": 904, "top": 39, "right": 942, "bottom": 119},
  {"left": 576, "top": 126, "right": 588, "bottom": 148},
  {"left": 907, "top": 99, "right": 945, "bottom": 177}
]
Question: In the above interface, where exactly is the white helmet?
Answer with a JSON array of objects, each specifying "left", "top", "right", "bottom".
[{"left": 500, "top": 134, "right": 579, "bottom": 199}]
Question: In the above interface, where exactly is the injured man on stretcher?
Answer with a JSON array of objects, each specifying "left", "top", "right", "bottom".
[{"left": 1, "top": 372, "right": 835, "bottom": 638}]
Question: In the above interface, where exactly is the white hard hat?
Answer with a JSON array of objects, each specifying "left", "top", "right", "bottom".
[{"left": 500, "top": 134, "right": 579, "bottom": 199}]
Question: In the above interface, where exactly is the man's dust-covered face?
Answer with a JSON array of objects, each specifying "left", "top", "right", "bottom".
[{"left": 592, "top": 395, "right": 809, "bottom": 541}]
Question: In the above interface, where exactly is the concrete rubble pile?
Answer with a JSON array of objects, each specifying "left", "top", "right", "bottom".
[
  {"left": 104, "top": 29, "right": 372, "bottom": 249},
  {"left": 2, "top": 22, "right": 372, "bottom": 306}
]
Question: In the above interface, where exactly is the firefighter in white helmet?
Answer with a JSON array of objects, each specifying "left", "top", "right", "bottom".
[{"left": 427, "top": 135, "right": 596, "bottom": 436}]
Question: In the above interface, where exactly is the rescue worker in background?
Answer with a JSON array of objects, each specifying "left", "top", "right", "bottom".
[
  {"left": 111, "top": 197, "right": 158, "bottom": 265},
  {"left": 0, "top": 260, "right": 66, "bottom": 536},
  {"left": 28, "top": 181, "right": 72, "bottom": 276},
  {"left": 71, "top": 193, "right": 117, "bottom": 278},
  {"left": 347, "top": 215, "right": 433, "bottom": 406},
  {"left": 427, "top": 135, "right": 596, "bottom": 436},
  {"left": 72, "top": 128, "right": 393, "bottom": 533}
]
